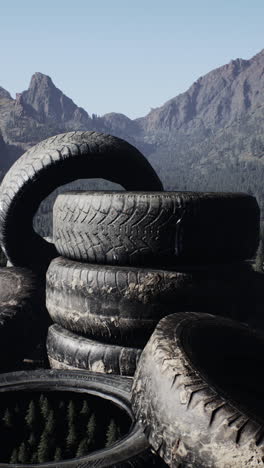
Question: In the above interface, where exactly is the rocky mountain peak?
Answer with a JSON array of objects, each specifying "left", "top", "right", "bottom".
[
  {"left": 136, "top": 49, "right": 264, "bottom": 134},
  {"left": 0, "top": 87, "right": 12, "bottom": 100},
  {"left": 21, "top": 72, "right": 90, "bottom": 125}
]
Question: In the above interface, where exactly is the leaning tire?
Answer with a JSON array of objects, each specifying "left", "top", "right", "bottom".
[
  {"left": 0, "top": 267, "right": 48, "bottom": 371},
  {"left": 53, "top": 191, "right": 259, "bottom": 266},
  {"left": 47, "top": 324, "right": 142, "bottom": 376},
  {"left": 132, "top": 312, "right": 264, "bottom": 467},
  {"left": 0, "top": 369, "right": 163, "bottom": 467},
  {"left": 46, "top": 257, "right": 253, "bottom": 347},
  {"left": 0, "top": 131, "right": 163, "bottom": 272}
]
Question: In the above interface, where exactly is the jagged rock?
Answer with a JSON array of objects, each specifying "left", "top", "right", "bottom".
[
  {"left": 0, "top": 87, "right": 12, "bottom": 100},
  {"left": 21, "top": 72, "right": 91, "bottom": 126}
]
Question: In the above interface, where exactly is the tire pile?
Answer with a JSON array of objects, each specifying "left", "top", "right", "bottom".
[
  {"left": 46, "top": 189, "right": 259, "bottom": 377},
  {"left": 0, "top": 131, "right": 263, "bottom": 467}
]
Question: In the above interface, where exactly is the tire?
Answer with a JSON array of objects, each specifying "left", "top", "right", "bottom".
[
  {"left": 0, "top": 245, "right": 7, "bottom": 267},
  {"left": 0, "top": 369, "right": 163, "bottom": 467},
  {"left": 53, "top": 191, "right": 259, "bottom": 266},
  {"left": 0, "top": 267, "right": 49, "bottom": 371},
  {"left": 0, "top": 131, "right": 163, "bottom": 272},
  {"left": 132, "top": 312, "right": 264, "bottom": 467},
  {"left": 47, "top": 324, "right": 142, "bottom": 376},
  {"left": 46, "top": 257, "right": 253, "bottom": 347}
]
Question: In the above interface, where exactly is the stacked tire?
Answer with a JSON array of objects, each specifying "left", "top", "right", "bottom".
[
  {"left": 131, "top": 312, "right": 264, "bottom": 467},
  {"left": 46, "top": 190, "right": 260, "bottom": 376}
]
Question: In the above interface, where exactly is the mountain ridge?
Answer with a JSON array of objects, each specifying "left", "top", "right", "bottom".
[{"left": 1, "top": 48, "right": 264, "bottom": 226}]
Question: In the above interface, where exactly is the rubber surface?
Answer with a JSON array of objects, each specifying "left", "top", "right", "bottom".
[
  {"left": 132, "top": 312, "right": 264, "bottom": 467},
  {"left": 46, "top": 257, "right": 254, "bottom": 347},
  {"left": 53, "top": 191, "right": 259, "bottom": 266},
  {"left": 0, "top": 369, "right": 163, "bottom": 467},
  {"left": 47, "top": 324, "right": 142, "bottom": 376},
  {"left": 0, "top": 246, "right": 7, "bottom": 267},
  {"left": 0, "top": 267, "right": 49, "bottom": 371},
  {"left": 0, "top": 131, "right": 163, "bottom": 272}
]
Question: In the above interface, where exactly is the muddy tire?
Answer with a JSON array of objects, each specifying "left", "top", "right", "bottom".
[
  {"left": 47, "top": 324, "right": 142, "bottom": 376},
  {"left": 0, "top": 267, "right": 49, "bottom": 371},
  {"left": 132, "top": 312, "right": 264, "bottom": 467},
  {"left": 0, "top": 131, "right": 163, "bottom": 272},
  {"left": 53, "top": 191, "right": 259, "bottom": 266},
  {"left": 0, "top": 369, "right": 164, "bottom": 467},
  {"left": 0, "top": 245, "right": 7, "bottom": 267},
  {"left": 46, "top": 257, "right": 253, "bottom": 347}
]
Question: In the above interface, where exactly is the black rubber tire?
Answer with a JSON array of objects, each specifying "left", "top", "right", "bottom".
[
  {"left": 0, "top": 369, "right": 163, "bottom": 467},
  {"left": 47, "top": 324, "right": 142, "bottom": 376},
  {"left": 46, "top": 257, "right": 254, "bottom": 347},
  {"left": 0, "top": 131, "right": 163, "bottom": 272},
  {"left": 0, "top": 245, "right": 7, "bottom": 267},
  {"left": 132, "top": 312, "right": 264, "bottom": 467},
  {"left": 53, "top": 191, "right": 259, "bottom": 266},
  {"left": 0, "top": 267, "right": 49, "bottom": 371}
]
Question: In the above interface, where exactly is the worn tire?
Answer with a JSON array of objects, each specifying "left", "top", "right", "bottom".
[
  {"left": 0, "top": 267, "right": 49, "bottom": 371},
  {"left": 47, "top": 324, "right": 142, "bottom": 376},
  {"left": 132, "top": 312, "right": 264, "bottom": 467},
  {"left": 0, "top": 131, "right": 163, "bottom": 272},
  {"left": 0, "top": 369, "right": 164, "bottom": 467},
  {"left": 53, "top": 191, "right": 259, "bottom": 266},
  {"left": 46, "top": 257, "right": 253, "bottom": 347},
  {"left": 0, "top": 245, "right": 7, "bottom": 267}
]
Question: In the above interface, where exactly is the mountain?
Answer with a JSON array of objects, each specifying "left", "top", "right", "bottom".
[
  {"left": 0, "top": 87, "right": 12, "bottom": 100},
  {"left": 21, "top": 72, "right": 91, "bottom": 127},
  {"left": 1, "top": 49, "right": 264, "bottom": 235}
]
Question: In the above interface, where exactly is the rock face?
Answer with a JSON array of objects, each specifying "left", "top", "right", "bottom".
[
  {"left": 136, "top": 56, "right": 257, "bottom": 133},
  {"left": 21, "top": 72, "right": 91, "bottom": 127},
  {"left": 0, "top": 132, "right": 8, "bottom": 177},
  {"left": 0, "top": 87, "right": 12, "bottom": 100},
  {"left": 1, "top": 49, "right": 264, "bottom": 220}
]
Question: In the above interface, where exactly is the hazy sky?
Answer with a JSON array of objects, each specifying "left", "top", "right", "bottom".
[{"left": 1, "top": 1, "right": 263, "bottom": 119}]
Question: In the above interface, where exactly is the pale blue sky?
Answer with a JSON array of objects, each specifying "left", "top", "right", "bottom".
[{"left": 1, "top": 1, "right": 263, "bottom": 119}]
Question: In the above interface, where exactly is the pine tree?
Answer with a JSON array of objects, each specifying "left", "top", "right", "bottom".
[
  {"left": 28, "top": 431, "right": 37, "bottom": 449},
  {"left": 67, "top": 400, "right": 76, "bottom": 424},
  {"left": 40, "top": 395, "right": 50, "bottom": 420},
  {"left": 25, "top": 400, "right": 37, "bottom": 429},
  {"left": 53, "top": 446, "right": 62, "bottom": 461},
  {"left": 37, "top": 431, "right": 50, "bottom": 463},
  {"left": 66, "top": 423, "right": 77, "bottom": 454},
  {"left": 18, "top": 442, "right": 29, "bottom": 463},
  {"left": 9, "top": 447, "right": 18, "bottom": 463},
  {"left": 80, "top": 400, "right": 90, "bottom": 416},
  {"left": 31, "top": 451, "right": 38, "bottom": 463},
  {"left": 2, "top": 408, "right": 13, "bottom": 428},
  {"left": 59, "top": 400, "right": 65, "bottom": 410},
  {"left": 45, "top": 409, "right": 55, "bottom": 435},
  {"left": 105, "top": 419, "right": 119, "bottom": 447},
  {"left": 86, "top": 413, "right": 96, "bottom": 449},
  {"left": 76, "top": 438, "right": 89, "bottom": 457}
]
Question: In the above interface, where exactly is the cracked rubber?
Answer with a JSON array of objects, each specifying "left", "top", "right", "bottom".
[
  {"left": 0, "top": 369, "right": 164, "bottom": 467},
  {"left": 0, "top": 267, "right": 49, "bottom": 371},
  {"left": 47, "top": 324, "right": 142, "bottom": 376},
  {"left": 132, "top": 312, "right": 264, "bottom": 467},
  {"left": 53, "top": 191, "right": 259, "bottom": 266},
  {"left": 46, "top": 257, "right": 254, "bottom": 347},
  {"left": 0, "top": 131, "right": 163, "bottom": 272}
]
